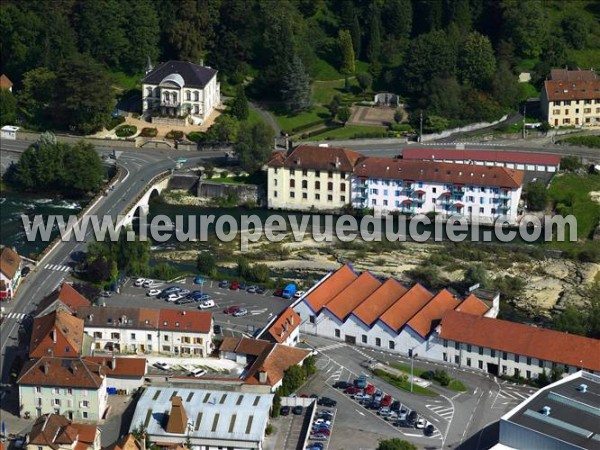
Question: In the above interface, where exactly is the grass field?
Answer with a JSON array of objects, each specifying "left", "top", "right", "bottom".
[
  {"left": 390, "top": 363, "right": 467, "bottom": 392},
  {"left": 372, "top": 368, "right": 438, "bottom": 397},
  {"left": 268, "top": 105, "right": 330, "bottom": 133},
  {"left": 109, "top": 71, "right": 141, "bottom": 90},
  {"left": 560, "top": 135, "right": 600, "bottom": 149},
  {"left": 306, "top": 124, "right": 387, "bottom": 141},
  {"left": 312, "top": 78, "right": 362, "bottom": 105},
  {"left": 246, "top": 107, "right": 266, "bottom": 126}
]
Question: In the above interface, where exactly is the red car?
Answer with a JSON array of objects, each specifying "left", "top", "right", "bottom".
[
  {"left": 380, "top": 395, "right": 392, "bottom": 407},
  {"left": 364, "top": 384, "right": 375, "bottom": 395},
  {"left": 344, "top": 386, "right": 361, "bottom": 395},
  {"left": 230, "top": 281, "right": 240, "bottom": 290},
  {"left": 273, "top": 289, "right": 283, "bottom": 297},
  {"left": 223, "top": 305, "right": 241, "bottom": 314}
]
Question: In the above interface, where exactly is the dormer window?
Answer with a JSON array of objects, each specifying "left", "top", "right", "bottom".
[
  {"left": 163, "top": 321, "right": 167, "bottom": 326},
  {"left": 175, "top": 322, "right": 180, "bottom": 327}
]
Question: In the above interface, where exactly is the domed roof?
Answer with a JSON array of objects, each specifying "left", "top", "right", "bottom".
[{"left": 159, "top": 73, "right": 185, "bottom": 87}]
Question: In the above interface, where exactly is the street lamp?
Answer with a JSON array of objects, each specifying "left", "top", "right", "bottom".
[{"left": 409, "top": 348, "right": 416, "bottom": 393}]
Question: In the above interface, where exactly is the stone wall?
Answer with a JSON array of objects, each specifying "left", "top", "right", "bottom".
[
  {"left": 168, "top": 174, "right": 200, "bottom": 191},
  {"left": 197, "top": 181, "right": 265, "bottom": 205}
]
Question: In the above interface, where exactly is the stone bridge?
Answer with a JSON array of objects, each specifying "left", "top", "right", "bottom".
[{"left": 117, "top": 170, "right": 172, "bottom": 229}]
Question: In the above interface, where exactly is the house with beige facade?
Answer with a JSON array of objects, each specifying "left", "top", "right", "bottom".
[
  {"left": 0, "top": 246, "right": 22, "bottom": 301},
  {"left": 541, "top": 68, "right": 600, "bottom": 127},
  {"left": 142, "top": 60, "right": 220, "bottom": 124}
]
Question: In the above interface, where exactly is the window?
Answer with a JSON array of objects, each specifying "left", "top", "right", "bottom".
[
  {"left": 290, "top": 179, "right": 295, "bottom": 188},
  {"left": 527, "top": 357, "right": 532, "bottom": 365},
  {"left": 526, "top": 370, "right": 531, "bottom": 379},
  {"left": 418, "top": 182, "right": 423, "bottom": 188},
  {"left": 502, "top": 365, "right": 507, "bottom": 374},
  {"left": 54, "top": 399, "right": 61, "bottom": 406},
  {"left": 478, "top": 361, "right": 483, "bottom": 370},
  {"left": 383, "top": 200, "right": 388, "bottom": 206},
  {"left": 290, "top": 169, "right": 295, "bottom": 175},
  {"left": 302, "top": 169, "right": 308, "bottom": 176},
  {"left": 455, "top": 355, "right": 460, "bottom": 364},
  {"left": 491, "top": 349, "right": 496, "bottom": 358},
  {"left": 328, "top": 171, "right": 333, "bottom": 178},
  {"left": 111, "top": 333, "right": 120, "bottom": 339},
  {"left": 94, "top": 332, "right": 102, "bottom": 338},
  {"left": 164, "top": 335, "right": 169, "bottom": 341},
  {"left": 466, "top": 344, "right": 472, "bottom": 352},
  {"left": 384, "top": 189, "right": 388, "bottom": 196},
  {"left": 375, "top": 338, "right": 381, "bottom": 347},
  {"left": 67, "top": 388, "right": 72, "bottom": 395},
  {"left": 309, "top": 315, "right": 316, "bottom": 324},
  {"left": 466, "top": 358, "right": 471, "bottom": 367},
  {"left": 131, "top": 333, "right": 136, "bottom": 340},
  {"left": 362, "top": 335, "right": 367, "bottom": 344},
  {"left": 327, "top": 182, "right": 333, "bottom": 191},
  {"left": 315, "top": 194, "right": 320, "bottom": 200},
  {"left": 479, "top": 207, "right": 484, "bottom": 214},
  {"left": 443, "top": 353, "right": 447, "bottom": 362},
  {"left": 514, "top": 355, "right": 520, "bottom": 363},
  {"left": 82, "top": 412, "right": 88, "bottom": 419},
  {"left": 341, "top": 171, "right": 346, "bottom": 179},
  {"left": 82, "top": 400, "right": 89, "bottom": 408},
  {"left": 274, "top": 191, "right": 278, "bottom": 197},
  {"left": 389, "top": 341, "right": 395, "bottom": 350},
  {"left": 302, "top": 180, "right": 307, "bottom": 189},
  {"left": 147, "top": 334, "right": 152, "bottom": 340},
  {"left": 372, "top": 199, "right": 377, "bottom": 205},
  {"left": 315, "top": 170, "right": 320, "bottom": 177},
  {"left": 478, "top": 347, "right": 483, "bottom": 356},
  {"left": 480, "top": 187, "right": 486, "bottom": 193},
  {"left": 315, "top": 181, "right": 320, "bottom": 189},
  {"left": 335, "top": 329, "right": 341, "bottom": 338},
  {"left": 302, "top": 193, "right": 308, "bottom": 199},
  {"left": 341, "top": 183, "right": 346, "bottom": 192},
  {"left": 35, "top": 386, "right": 41, "bottom": 393},
  {"left": 502, "top": 352, "right": 507, "bottom": 360},
  {"left": 162, "top": 345, "right": 171, "bottom": 352},
  {"left": 274, "top": 179, "right": 277, "bottom": 186},
  {"left": 54, "top": 388, "right": 60, "bottom": 395},
  {"left": 194, "top": 91, "right": 199, "bottom": 101},
  {"left": 395, "top": 190, "right": 401, "bottom": 196},
  {"left": 290, "top": 191, "right": 295, "bottom": 198},
  {"left": 328, "top": 195, "right": 333, "bottom": 201},
  {"left": 340, "top": 195, "right": 345, "bottom": 202},
  {"left": 455, "top": 342, "right": 459, "bottom": 350},
  {"left": 480, "top": 197, "right": 484, "bottom": 204},
  {"left": 432, "top": 187, "right": 437, "bottom": 193},
  {"left": 443, "top": 339, "right": 448, "bottom": 348}
]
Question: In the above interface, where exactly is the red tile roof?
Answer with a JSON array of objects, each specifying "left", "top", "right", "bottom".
[
  {"left": 454, "top": 294, "right": 489, "bottom": 316},
  {"left": 30, "top": 310, "right": 84, "bottom": 358},
  {"left": 402, "top": 148, "right": 561, "bottom": 166},
  {"left": 324, "top": 272, "right": 382, "bottom": 320},
  {"left": 304, "top": 264, "right": 358, "bottom": 313},
  {"left": 244, "top": 344, "right": 310, "bottom": 386},
  {"left": 28, "top": 414, "right": 98, "bottom": 450},
  {"left": 354, "top": 158, "right": 524, "bottom": 189},
  {"left": 551, "top": 69, "right": 598, "bottom": 81},
  {"left": 36, "top": 283, "right": 91, "bottom": 316},
  {"left": 439, "top": 311, "right": 600, "bottom": 372},
  {"left": 0, "top": 246, "right": 21, "bottom": 279},
  {"left": 218, "top": 337, "right": 272, "bottom": 356},
  {"left": 158, "top": 309, "right": 212, "bottom": 333},
  {"left": 18, "top": 357, "right": 104, "bottom": 388},
  {"left": 0, "top": 74, "right": 12, "bottom": 90},
  {"left": 268, "top": 145, "right": 363, "bottom": 172},
  {"left": 352, "top": 279, "right": 408, "bottom": 326},
  {"left": 406, "top": 290, "right": 460, "bottom": 338},
  {"left": 84, "top": 357, "right": 146, "bottom": 377},
  {"left": 379, "top": 284, "right": 434, "bottom": 332},
  {"left": 266, "top": 307, "right": 301, "bottom": 344},
  {"left": 544, "top": 79, "right": 600, "bottom": 102}
]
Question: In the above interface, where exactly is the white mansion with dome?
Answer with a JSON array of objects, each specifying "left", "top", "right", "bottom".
[{"left": 141, "top": 60, "right": 220, "bottom": 124}]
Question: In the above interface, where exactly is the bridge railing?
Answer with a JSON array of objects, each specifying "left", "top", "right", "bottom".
[{"left": 118, "top": 169, "right": 173, "bottom": 227}]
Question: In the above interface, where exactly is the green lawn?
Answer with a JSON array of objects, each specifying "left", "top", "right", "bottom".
[
  {"left": 520, "top": 82, "right": 539, "bottom": 99},
  {"left": 306, "top": 124, "right": 387, "bottom": 141},
  {"left": 210, "top": 171, "right": 266, "bottom": 185},
  {"left": 109, "top": 71, "right": 141, "bottom": 90},
  {"left": 571, "top": 48, "right": 600, "bottom": 71},
  {"left": 268, "top": 105, "right": 331, "bottom": 133},
  {"left": 547, "top": 173, "right": 600, "bottom": 241},
  {"left": 389, "top": 362, "right": 467, "bottom": 392},
  {"left": 313, "top": 78, "right": 362, "bottom": 105},
  {"left": 373, "top": 368, "right": 438, "bottom": 397},
  {"left": 246, "top": 107, "right": 266, "bottom": 126},
  {"left": 312, "top": 58, "right": 344, "bottom": 81}
]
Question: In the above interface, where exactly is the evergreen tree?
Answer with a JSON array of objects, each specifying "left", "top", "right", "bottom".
[
  {"left": 459, "top": 32, "right": 496, "bottom": 87},
  {"left": 338, "top": 30, "right": 355, "bottom": 75},
  {"left": 502, "top": 0, "right": 547, "bottom": 58},
  {"left": 281, "top": 54, "right": 312, "bottom": 113},
  {"left": 17, "top": 67, "right": 57, "bottom": 128},
  {"left": 234, "top": 122, "right": 275, "bottom": 173},
  {"left": 382, "top": 0, "right": 412, "bottom": 41},
  {"left": 231, "top": 85, "right": 249, "bottom": 121},
  {"left": 351, "top": 14, "right": 362, "bottom": 58},
  {"left": 365, "top": 5, "right": 382, "bottom": 63},
  {"left": 121, "top": 0, "right": 160, "bottom": 73},
  {"left": 0, "top": 90, "right": 17, "bottom": 126},
  {"left": 337, "top": 106, "right": 351, "bottom": 125}
]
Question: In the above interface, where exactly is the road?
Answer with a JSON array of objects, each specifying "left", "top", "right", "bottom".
[{"left": 0, "top": 140, "right": 226, "bottom": 386}]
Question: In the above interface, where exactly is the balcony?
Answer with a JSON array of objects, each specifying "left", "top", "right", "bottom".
[
  {"left": 499, "top": 192, "right": 511, "bottom": 200},
  {"left": 161, "top": 99, "right": 180, "bottom": 107}
]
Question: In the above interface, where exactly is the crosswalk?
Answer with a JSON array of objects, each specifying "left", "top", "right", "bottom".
[
  {"left": 2, "top": 312, "right": 26, "bottom": 320},
  {"left": 426, "top": 403, "right": 454, "bottom": 421},
  {"left": 497, "top": 389, "right": 531, "bottom": 401},
  {"left": 44, "top": 263, "right": 71, "bottom": 272},
  {"left": 317, "top": 342, "right": 347, "bottom": 352}
]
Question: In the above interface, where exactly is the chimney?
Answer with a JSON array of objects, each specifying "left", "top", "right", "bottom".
[
  {"left": 258, "top": 369, "right": 268, "bottom": 384},
  {"left": 182, "top": 311, "right": 186, "bottom": 316},
  {"left": 166, "top": 396, "right": 188, "bottom": 434},
  {"left": 109, "top": 355, "right": 117, "bottom": 370},
  {"left": 200, "top": 58, "right": 204, "bottom": 67},
  {"left": 43, "top": 362, "right": 49, "bottom": 375},
  {"left": 335, "top": 156, "right": 340, "bottom": 168}
]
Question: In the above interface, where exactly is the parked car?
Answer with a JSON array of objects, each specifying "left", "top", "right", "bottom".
[
  {"left": 247, "top": 285, "right": 258, "bottom": 293},
  {"left": 306, "top": 444, "right": 324, "bottom": 450},
  {"left": 166, "top": 293, "right": 182, "bottom": 302},
  {"left": 223, "top": 305, "right": 241, "bottom": 314},
  {"left": 153, "top": 362, "right": 171, "bottom": 371},
  {"left": 281, "top": 283, "right": 297, "bottom": 299},
  {"left": 213, "top": 324, "right": 222, "bottom": 335},
  {"left": 344, "top": 386, "right": 361, "bottom": 395},
  {"left": 256, "top": 287, "right": 266, "bottom": 294},
  {"left": 395, "top": 420, "right": 411, "bottom": 428},
  {"left": 21, "top": 266, "right": 31, "bottom": 278},
  {"left": 160, "top": 286, "right": 181, "bottom": 297},
  {"left": 273, "top": 289, "right": 283, "bottom": 297},
  {"left": 233, "top": 308, "right": 248, "bottom": 317},
  {"left": 238, "top": 282, "right": 247, "bottom": 290},
  {"left": 100, "top": 290, "right": 113, "bottom": 298},
  {"left": 364, "top": 384, "right": 375, "bottom": 395},
  {"left": 333, "top": 381, "right": 351, "bottom": 389},
  {"left": 194, "top": 276, "right": 204, "bottom": 284},
  {"left": 311, "top": 427, "right": 330, "bottom": 435},
  {"left": 309, "top": 433, "right": 328, "bottom": 441},
  {"left": 294, "top": 290, "right": 306, "bottom": 298},
  {"left": 408, "top": 410, "right": 418, "bottom": 424},
  {"left": 292, "top": 405, "right": 303, "bottom": 415},
  {"left": 386, "top": 411, "right": 399, "bottom": 421},
  {"left": 219, "top": 280, "right": 230, "bottom": 288},
  {"left": 280, "top": 406, "right": 290, "bottom": 416},
  {"left": 398, "top": 411, "right": 408, "bottom": 421},
  {"left": 390, "top": 401, "right": 401, "bottom": 412},
  {"left": 190, "top": 368, "right": 206, "bottom": 377},
  {"left": 381, "top": 395, "right": 392, "bottom": 407},
  {"left": 134, "top": 278, "right": 146, "bottom": 287},
  {"left": 416, "top": 418, "right": 426, "bottom": 429},
  {"left": 147, "top": 288, "right": 161, "bottom": 297},
  {"left": 313, "top": 418, "right": 331, "bottom": 427},
  {"left": 179, "top": 288, "right": 190, "bottom": 296},
  {"left": 230, "top": 281, "right": 240, "bottom": 290},
  {"left": 198, "top": 299, "right": 216, "bottom": 309},
  {"left": 354, "top": 375, "right": 368, "bottom": 389},
  {"left": 424, "top": 424, "right": 435, "bottom": 436},
  {"left": 142, "top": 279, "right": 154, "bottom": 288},
  {"left": 175, "top": 297, "right": 194, "bottom": 305},
  {"left": 317, "top": 397, "right": 337, "bottom": 407}
]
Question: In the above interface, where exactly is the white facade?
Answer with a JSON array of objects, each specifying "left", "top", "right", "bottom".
[{"left": 352, "top": 177, "right": 521, "bottom": 224}]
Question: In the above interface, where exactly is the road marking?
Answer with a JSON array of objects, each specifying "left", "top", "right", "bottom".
[
  {"left": 355, "top": 409, "right": 365, "bottom": 416},
  {"left": 43, "top": 263, "right": 70, "bottom": 272}
]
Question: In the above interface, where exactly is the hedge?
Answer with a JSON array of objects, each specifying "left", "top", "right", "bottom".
[
  {"left": 115, "top": 125, "right": 137, "bottom": 137},
  {"left": 106, "top": 116, "right": 125, "bottom": 130},
  {"left": 141, "top": 127, "right": 158, "bottom": 137}
]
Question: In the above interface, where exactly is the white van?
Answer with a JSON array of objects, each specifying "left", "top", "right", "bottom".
[{"left": 191, "top": 368, "right": 206, "bottom": 377}]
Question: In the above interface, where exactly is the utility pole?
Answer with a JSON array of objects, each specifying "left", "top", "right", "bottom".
[
  {"left": 522, "top": 104, "right": 527, "bottom": 139},
  {"left": 409, "top": 348, "right": 414, "bottom": 393},
  {"left": 419, "top": 111, "right": 423, "bottom": 143}
]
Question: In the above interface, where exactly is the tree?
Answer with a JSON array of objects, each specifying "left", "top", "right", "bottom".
[
  {"left": 561, "top": 11, "right": 590, "bottom": 50},
  {"left": 197, "top": 251, "right": 216, "bottom": 275},
  {"left": 491, "top": 63, "right": 522, "bottom": 109},
  {"left": 51, "top": 56, "right": 113, "bottom": 135},
  {"left": 425, "top": 77, "right": 463, "bottom": 120},
  {"left": 18, "top": 67, "right": 57, "bottom": 128},
  {"left": 394, "top": 108, "right": 403, "bottom": 124},
  {"left": 0, "top": 90, "right": 17, "bottom": 126},
  {"left": 356, "top": 72, "right": 373, "bottom": 92},
  {"left": 377, "top": 438, "right": 418, "bottom": 450},
  {"left": 234, "top": 121, "right": 275, "bottom": 173},
  {"left": 463, "top": 264, "right": 488, "bottom": 288},
  {"left": 206, "top": 114, "right": 239, "bottom": 143},
  {"left": 62, "top": 142, "right": 104, "bottom": 194},
  {"left": 365, "top": 4, "right": 382, "bottom": 63},
  {"left": 339, "top": 1, "right": 361, "bottom": 57},
  {"left": 459, "top": 32, "right": 496, "bottom": 88},
  {"left": 328, "top": 94, "right": 342, "bottom": 118},
  {"left": 560, "top": 156, "right": 582, "bottom": 172},
  {"left": 554, "top": 305, "right": 587, "bottom": 336},
  {"left": 121, "top": 0, "right": 160, "bottom": 73},
  {"left": 281, "top": 54, "right": 312, "bottom": 113},
  {"left": 337, "top": 106, "right": 351, "bottom": 125},
  {"left": 230, "top": 85, "right": 249, "bottom": 121},
  {"left": 526, "top": 181, "right": 548, "bottom": 211},
  {"left": 338, "top": 30, "right": 355, "bottom": 75},
  {"left": 587, "top": 283, "right": 600, "bottom": 338},
  {"left": 382, "top": 0, "right": 412, "bottom": 42},
  {"left": 502, "top": 0, "right": 547, "bottom": 58}
]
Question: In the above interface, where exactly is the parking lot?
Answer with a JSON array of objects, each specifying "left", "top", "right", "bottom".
[{"left": 101, "top": 277, "right": 297, "bottom": 338}]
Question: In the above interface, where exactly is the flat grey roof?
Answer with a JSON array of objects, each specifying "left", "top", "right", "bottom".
[
  {"left": 505, "top": 372, "right": 600, "bottom": 449},
  {"left": 130, "top": 387, "right": 273, "bottom": 444}
]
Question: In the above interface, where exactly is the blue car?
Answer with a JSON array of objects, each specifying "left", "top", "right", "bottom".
[
  {"left": 306, "top": 444, "right": 324, "bottom": 450},
  {"left": 194, "top": 276, "right": 205, "bottom": 285}
]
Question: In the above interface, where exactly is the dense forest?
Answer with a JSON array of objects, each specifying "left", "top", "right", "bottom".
[{"left": 1, "top": 0, "right": 599, "bottom": 134}]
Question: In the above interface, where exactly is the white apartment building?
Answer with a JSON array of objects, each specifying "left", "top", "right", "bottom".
[
  {"left": 77, "top": 306, "right": 213, "bottom": 357},
  {"left": 352, "top": 158, "right": 523, "bottom": 224},
  {"left": 541, "top": 68, "right": 600, "bottom": 127},
  {"left": 267, "top": 145, "right": 363, "bottom": 211},
  {"left": 142, "top": 60, "right": 220, "bottom": 122}
]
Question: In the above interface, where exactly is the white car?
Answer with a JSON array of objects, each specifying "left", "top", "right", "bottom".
[
  {"left": 153, "top": 361, "right": 171, "bottom": 371},
  {"left": 166, "top": 293, "right": 182, "bottom": 302},
  {"left": 147, "top": 288, "right": 161, "bottom": 297},
  {"left": 190, "top": 368, "right": 206, "bottom": 377},
  {"left": 142, "top": 279, "right": 154, "bottom": 288},
  {"left": 416, "top": 418, "right": 426, "bottom": 429},
  {"left": 134, "top": 278, "right": 146, "bottom": 287},
  {"left": 294, "top": 290, "right": 305, "bottom": 298},
  {"left": 198, "top": 299, "right": 216, "bottom": 309}
]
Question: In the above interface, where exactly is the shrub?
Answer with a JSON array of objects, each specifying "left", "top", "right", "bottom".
[
  {"left": 141, "top": 127, "right": 158, "bottom": 137},
  {"left": 115, "top": 124, "right": 137, "bottom": 137},
  {"left": 265, "top": 423, "right": 274, "bottom": 435},
  {"left": 106, "top": 115, "right": 125, "bottom": 130},
  {"left": 560, "top": 155, "right": 582, "bottom": 171},
  {"left": 390, "top": 123, "right": 413, "bottom": 133},
  {"left": 187, "top": 131, "right": 205, "bottom": 143},
  {"left": 166, "top": 130, "right": 184, "bottom": 140}
]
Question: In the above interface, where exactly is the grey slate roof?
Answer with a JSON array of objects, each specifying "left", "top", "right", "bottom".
[{"left": 142, "top": 60, "right": 217, "bottom": 89}]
